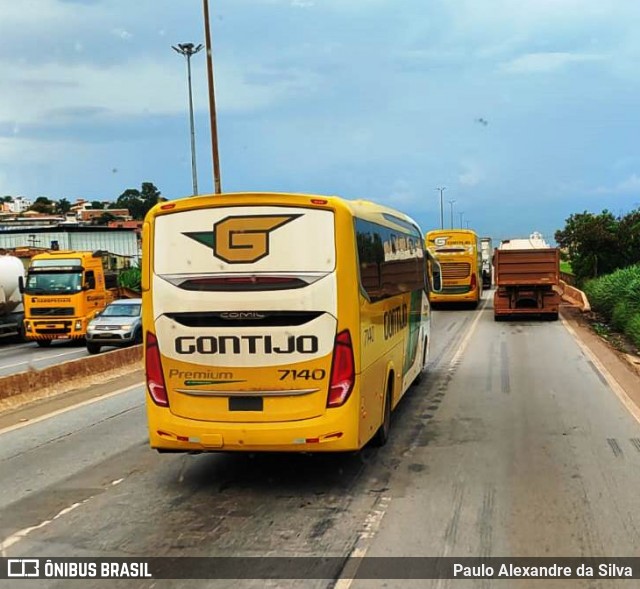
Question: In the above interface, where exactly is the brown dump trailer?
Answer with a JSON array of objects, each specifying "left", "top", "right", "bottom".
[{"left": 493, "top": 247, "right": 561, "bottom": 320}]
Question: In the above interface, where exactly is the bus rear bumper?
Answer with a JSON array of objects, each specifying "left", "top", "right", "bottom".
[{"left": 147, "top": 401, "right": 360, "bottom": 453}]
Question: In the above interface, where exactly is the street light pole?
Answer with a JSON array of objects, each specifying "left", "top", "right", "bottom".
[
  {"left": 458, "top": 211, "right": 464, "bottom": 228},
  {"left": 448, "top": 200, "right": 456, "bottom": 229},
  {"left": 172, "top": 42, "right": 203, "bottom": 196},
  {"left": 203, "top": 0, "right": 222, "bottom": 194},
  {"left": 435, "top": 187, "right": 446, "bottom": 229}
]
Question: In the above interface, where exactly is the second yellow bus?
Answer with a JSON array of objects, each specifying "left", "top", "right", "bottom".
[{"left": 425, "top": 229, "right": 483, "bottom": 307}]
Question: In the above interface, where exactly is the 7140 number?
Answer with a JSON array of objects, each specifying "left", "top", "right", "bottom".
[{"left": 278, "top": 369, "right": 326, "bottom": 381}]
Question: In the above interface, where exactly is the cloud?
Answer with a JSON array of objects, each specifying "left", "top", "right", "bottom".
[
  {"left": 591, "top": 174, "right": 640, "bottom": 195},
  {"left": 111, "top": 28, "right": 133, "bottom": 41},
  {"left": 500, "top": 52, "right": 605, "bottom": 74},
  {"left": 458, "top": 162, "right": 484, "bottom": 187}
]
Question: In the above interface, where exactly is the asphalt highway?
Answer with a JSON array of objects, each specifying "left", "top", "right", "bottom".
[{"left": 1, "top": 293, "right": 639, "bottom": 589}]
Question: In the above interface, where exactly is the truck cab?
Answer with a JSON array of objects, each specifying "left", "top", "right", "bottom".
[{"left": 21, "top": 251, "right": 115, "bottom": 346}]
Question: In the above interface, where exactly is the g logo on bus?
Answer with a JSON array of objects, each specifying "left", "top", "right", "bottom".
[
  {"left": 434, "top": 236, "right": 449, "bottom": 247},
  {"left": 184, "top": 214, "right": 300, "bottom": 263}
]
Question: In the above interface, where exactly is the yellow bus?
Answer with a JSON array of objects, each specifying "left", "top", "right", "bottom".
[
  {"left": 142, "top": 192, "right": 440, "bottom": 453},
  {"left": 425, "top": 229, "right": 483, "bottom": 306}
]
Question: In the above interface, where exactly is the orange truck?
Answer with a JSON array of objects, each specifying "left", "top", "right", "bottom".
[
  {"left": 21, "top": 250, "right": 119, "bottom": 346},
  {"left": 493, "top": 245, "right": 561, "bottom": 321}
]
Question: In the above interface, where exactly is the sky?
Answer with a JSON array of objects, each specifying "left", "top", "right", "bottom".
[{"left": 2, "top": 0, "right": 640, "bottom": 242}]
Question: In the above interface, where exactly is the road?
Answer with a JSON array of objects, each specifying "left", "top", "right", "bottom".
[
  {"left": 1, "top": 294, "right": 640, "bottom": 589},
  {"left": 0, "top": 340, "right": 116, "bottom": 378}
]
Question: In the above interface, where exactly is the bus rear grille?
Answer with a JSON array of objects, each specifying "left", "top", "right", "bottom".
[
  {"left": 441, "top": 262, "right": 471, "bottom": 280},
  {"left": 165, "top": 311, "right": 323, "bottom": 328}
]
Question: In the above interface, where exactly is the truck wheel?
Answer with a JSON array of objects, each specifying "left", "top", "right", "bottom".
[
  {"left": 86, "top": 343, "right": 101, "bottom": 355},
  {"left": 370, "top": 380, "right": 393, "bottom": 447},
  {"left": 547, "top": 312, "right": 559, "bottom": 321},
  {"left": 36, "top": 340, "right": 52, "bottom": 348}
]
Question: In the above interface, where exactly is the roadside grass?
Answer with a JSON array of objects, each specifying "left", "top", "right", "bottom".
[
  {"left": 560, "top": 260, "right": 573, "bottom": 275},
  {"left": 584, "top": 265, "right": 640, "bottom": 352}
]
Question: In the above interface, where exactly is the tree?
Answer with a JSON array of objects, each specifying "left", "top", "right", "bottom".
[
  {"left": 115, "top": 182, "right": 163, "bottom": 220},
  {"left": 96, "top": 212, "right": 118, "bottom": 225},
  {"left": 1, "top": 195, "right": 13, "bottom": 203},
  {"left": 91, "top": 200, "right": 105, "bottom": 210},
  {"left": 616, "top": 209, "right": 640, "bottom": 268},
  {"left": 29, "top": 196, "right": 55, "bottom": 214},
  {"left": 56, "top": 198, "right": 72, "bottom": 214},
  {"left": 555, "top": 210, "right": 621, "bottom": 285}
]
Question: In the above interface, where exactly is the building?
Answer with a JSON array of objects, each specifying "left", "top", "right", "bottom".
[
  {"left": 8, "top": 196, "right": 32, "bottom": 213},
  {"left": 0, "top": 226, "right": 140, "bottom": 261}
]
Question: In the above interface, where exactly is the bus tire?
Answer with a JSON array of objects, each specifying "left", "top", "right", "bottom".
[
  {"left": 371, "top": 379, "right": 393, "bottom": 447},
  {"left": 36, "top": 340, "right": 52, "bottom": 348}
]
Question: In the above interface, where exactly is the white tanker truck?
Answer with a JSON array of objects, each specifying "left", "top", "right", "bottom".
[{"left": 0, "top": 255, "right": 25, "bottom": 340}]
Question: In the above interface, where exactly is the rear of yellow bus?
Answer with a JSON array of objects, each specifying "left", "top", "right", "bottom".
[
  {"left": 425, "top": 229, "right": 482, "bottom": 305},
  {"left": 142, "top": 193, "right": 364, "bottom": 453}
]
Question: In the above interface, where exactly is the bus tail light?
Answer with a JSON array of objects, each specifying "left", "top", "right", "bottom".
[
  {"left": 471, "top": 272, "right": 477, "bottom": 291},
  {"left": 327, "top": 330, "right": 355, "bottom": 407},
  {"left": 146, "top": 331, "right": 169, "bottom": 407}
]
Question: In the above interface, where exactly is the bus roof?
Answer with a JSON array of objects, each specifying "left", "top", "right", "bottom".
[
  {"left": 149, "top": 192, "right": 423, "bottom": 234},
  {"left": 425, "top": 228, "right": 479, "bottom": 238}
]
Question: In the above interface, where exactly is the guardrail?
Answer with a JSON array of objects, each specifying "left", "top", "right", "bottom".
[
  {"left": 560, "top": 271, "right": 576, "bottom": 286},
  {"left": 558, "top": 280, "right": 591, "bottom": 312},
  {"left": 0, "top": 345, "right": 142, "bottom": 402}
]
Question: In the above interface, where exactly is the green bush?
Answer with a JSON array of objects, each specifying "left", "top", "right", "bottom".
[
  {"left": 625, "top": 312, "right": 640, "bottom": 348},
  {"left": 611, "top": 301, "right": 639, "bottom": 332},
  {"left": 584, "top": 265, "right": 640, "bottom": 321},
  {"left": 118, "top": 266, "right": 142, "bottom": 292}
]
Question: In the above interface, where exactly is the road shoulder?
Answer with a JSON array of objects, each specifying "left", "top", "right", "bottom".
[{"left": 561, "top": 305, "right": 640, "bottom": 420}]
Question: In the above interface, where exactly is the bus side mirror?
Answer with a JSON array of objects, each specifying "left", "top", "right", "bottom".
[
  {"left": 427, "top": 256, "right": 442, "bottom": 293},
  {"left": 432, "top": 266, "right": 442, "bottom": 292},
  {"left": 18, "top": 276, "right": 24, "bottom": 294}
]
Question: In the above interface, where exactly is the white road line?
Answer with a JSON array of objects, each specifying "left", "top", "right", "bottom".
[
  {"left": 0, "top": 382, "right": 144, "bottom": 436},
  {"left": 449, "top": 296, "right": 490, "bottom": 368},
  {"left": 0, "top": 500, "right": 86, "bottom": 553},
  {"left": 0, "top": 349, "right": 86, "bottom": 371},
  {"left": 333, "top": 299, "right": 489, "bottom": 589},
  {"left": 561, "top": 315, "right": 640, "bottom": 425}
]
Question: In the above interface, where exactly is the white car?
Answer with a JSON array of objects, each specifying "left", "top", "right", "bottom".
[{"left": 86, "top": 298, "right": 142, "bottom": 354}]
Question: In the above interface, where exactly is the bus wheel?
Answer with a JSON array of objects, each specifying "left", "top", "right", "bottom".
[
  {"left": 36, "top": 340, "right": 52, "bottom": 348},
  {"left": 371, "top": 380, "right": 393, "bottom": 447}
]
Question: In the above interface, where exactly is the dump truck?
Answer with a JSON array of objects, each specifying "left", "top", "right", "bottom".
[
  {"left": 0, "top": 255, "right": 25, "bottom": 341},
  {"left": 21, "top": 250, "right": 120, "bottom": 346},
  {"left": 493, "top": 239, "right": 560, "bottom": 321}
]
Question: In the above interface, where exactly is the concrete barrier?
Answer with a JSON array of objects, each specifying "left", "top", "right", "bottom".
[
  {"left": 0, "top": 345, "right": 142, "bottom": 401},
  {"left": 559, "top": 280, "right": 591, "bottom": 312}
]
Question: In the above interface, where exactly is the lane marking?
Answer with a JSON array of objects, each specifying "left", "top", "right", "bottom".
[
  {"left": 561, "top": 315, "right": 640, "bottom": 425},
  {"left": 448, "top": 295, "right": 490, "bottom": 369},
  {"left": 0, "top": 349, "right": 87, "bottom": 372},
  {"left": 333, "top": 297, "right": 490, "bottom": 589},
  {"left": 0, "top": 343, "right": 34, "bottom": 357},
  {"left": 0, "top": 500, "right": 86, "bottom": 553},
  {"left": 0, "top": 382, "right": 144, "bottom": 436}
]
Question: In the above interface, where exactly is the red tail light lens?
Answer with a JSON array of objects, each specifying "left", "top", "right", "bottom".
[
  {"left": 146, "top": 331, "right": 168, "bottom": 406},
  {"left": 471, "top": 273, "right": 477, "bottom": 290},
  {"left": 327, "top": 330, "right": 355, "bottom": 407}
]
